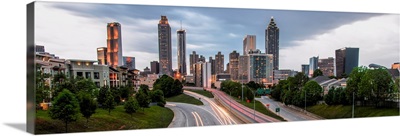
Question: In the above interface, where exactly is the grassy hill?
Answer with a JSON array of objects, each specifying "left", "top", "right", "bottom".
[
  {"left": 35, "top": 105, "right": 173, "bottom": 134},
  {"left": 307, "top": 104, "right": 399, "bottom": 119}
]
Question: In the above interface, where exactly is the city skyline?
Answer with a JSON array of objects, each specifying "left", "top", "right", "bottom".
[{"left": 35, "top": 2, "right": 400, "bottom": 72}]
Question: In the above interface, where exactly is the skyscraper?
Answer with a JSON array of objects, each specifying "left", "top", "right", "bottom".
[
  {"left": 194, "top": 61, "right": 211, "bottom": 88},
  {"left": 107, "top": 22, "right": 123, "bottom": 68},
  {"left": 239, "top": 55, "right": 249, "bottom": 83},
  {"left": 123, "top": 56, "right": 135, "bottom": 70},
  {"left": 226, "top": 63, "right": 230, "bottom": 73},
  {"left": 309, "top": 56, "right": 319, "bottom": 77},
  {"left": 215, "top": 51, "right": 224, "bottom": 75},
  {"left": 190, "top": 51, "right": 199, "bottom": 75},
  {"left": 177, "top": 28, "right": 187, "bottom": 76},
  {"left": 199, "top": 55, "right": 206, "bottom": 62},
  {"left": 335, "top": 47, "right": 359, "bottom": 78},
  {"left": 229, "top": 50, "right": 240, "bottom": 81},
  {"left": 97, "top": 47, "right": 107, "bottom": 65},
  {"left": 36, "top": 45, "right": 45, "bottom": 53},
  {"left": 318, "top": 57, "right": 335, "bottom": 76},
  {"left": 301, "top": 64, "right": 310, "bottom": 77},
  {"left": 265, "top": 17, "right": 280, "bottom": 70},
  {"left": 158, "top": 16, "right": 172, "bottom": 76},
  {"left": 150, "top": 61, "right": 160, "bottom": 74},
  {"left": 209, "top": 56, "right": 215, "bottom": 75},
  {"left": 248, "top": 50, "right": 274, "bottom": 85},
  {"left": 243, "top": 35, "right": 256, "bottom": 56}
]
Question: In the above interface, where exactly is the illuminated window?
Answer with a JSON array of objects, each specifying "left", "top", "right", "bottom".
[{"left": 77, "top": 62, "right": 81, "bottom": 65}]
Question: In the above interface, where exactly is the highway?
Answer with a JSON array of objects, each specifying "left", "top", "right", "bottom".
[
  {"left": 166, "top": 90, "right": 241, "bottom": 128},
  {"left": 184, "top": 87, "right": 281, "bottom": 123},
  {"left": 256, "top": 96, "right": 320, "bottom": 121}
]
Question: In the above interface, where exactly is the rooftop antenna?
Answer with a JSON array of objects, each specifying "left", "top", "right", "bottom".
[{"left": 180, "top": 20, "right": 182, "bottom": 30}]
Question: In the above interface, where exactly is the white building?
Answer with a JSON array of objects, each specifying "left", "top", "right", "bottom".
[{"left": 194, "top": 61, "right": 212, "bottom": 88}]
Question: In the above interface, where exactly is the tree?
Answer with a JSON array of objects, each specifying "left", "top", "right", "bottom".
[
  {"left": 301, "top": 80, "right": 323, "bottom": 106},
  {"left": 104, "top": 91, "right": 116, "bottom": 115},
  {"left": 77, "top": 92, "right": 97, "bottom": 127},
  {"left": 346, "top": 66, "right": 368, "bottom": 104},
  {"left": 324, "top": 87, "right": 335, "bottom": 105},
  {"left": 312, "top": 69, "right": 323, "bottom": 78},
  {"left": 150, "top": 89, "right": 166, "bottom": 107},
  {"left": 49, "top": 89, "right": 80, "bottom": 133},
  {"left": 136, "top": 89, "right": 150, "bottom": 112},
  {"left": 124, "top": 98, "right": 139, "bottom": 117},
  {"left": 171, "top": 79, "right": 183, "bottom": 96},
  {"left": 97, "top": 86, "right": 109, "bottom": 107},
  {"left": 270, "top": 80, "right": 287, "bottom": 101},
  {"left": 153, "top": 75, "right": 174, "bottom": 97}
]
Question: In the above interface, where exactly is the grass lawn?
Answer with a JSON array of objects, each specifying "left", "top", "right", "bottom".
[
  {"left": 228, "top": 95, "right": 285, "bottom": 121},
  {"left": 35, "top": 105, "right": 173, "bottom": 134},
  {"left": 307, "top": 104, "right": 399, "bottom": 119},
  {"left": 186, "top": 89, "right": 214, "bottom": 98},
  {"left": 165, "top": 93, "right": 204, "bottom": 105}
]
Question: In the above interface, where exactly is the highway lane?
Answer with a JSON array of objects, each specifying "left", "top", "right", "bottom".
[
  {"left": 184, "top": 87, "right": 281, "bottom": 123},
  {"left": 166, "top": 102, "right": 222, "bottom": 127},
  {"left": 256, "top": 96, "right": 318, "bottom": 121},
  {"left": 183, "top": 90, "right": 242, "bottom": 125}
]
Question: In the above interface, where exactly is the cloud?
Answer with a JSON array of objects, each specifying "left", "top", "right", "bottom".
[
  {"left": 228, "top": 33, "right": 239, "bottom": 38},
  {"left": 280, "top": 14, "right": 400, "bottom": 71}
]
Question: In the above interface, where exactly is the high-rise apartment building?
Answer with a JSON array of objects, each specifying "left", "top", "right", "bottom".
[
  {"left": 177, "top": 28, "right": 187, "bottom": 76},
  {"left": 190, "top": 51, "right": 199, "bottom": 75},
  {"left": 150, "top": 61, "right": 160, "bottom": 74},
  {"left": 158, "top": 16, "right": 172, "bottom": 76},
  {"left": 248, "top": 50, "right": 274, "bottom": 85},
  {"left": 318, "top": 57, "right": 335, "bottom": 76},
  {"left": 229, "top": 50, "right": 240, "bottom": 80},
  {"left": 243, "top": 35, "right": 256, "bottom": 56},
  {"left": 309, "top": 56, "right": 319, "bottom": 77},
  {"left": 239, "top": 55, "right": 249, "bottom": 83},
  {"left": 97, "top": 47, "right": 107, "bottom": 65},
  {"left": 215, "top": 51, "right": 224, "bottom": 75},
  {"left": 335, "top": 47, "right": 359, "bottom": 78},
  {"left": 265, "top": 17, "right": 279, "bottom": 70},
  {"left": 209, "top": 56, "right": 215, "bottom": 75},
  {"left": 301, "top": 64, "right": 310, "bottom": 76},
  {"left": 194, "top": 62, "right": 212, "bottom": 88},
  {"left": 107, "top": 22, "right": 123, "bottom": 68}
]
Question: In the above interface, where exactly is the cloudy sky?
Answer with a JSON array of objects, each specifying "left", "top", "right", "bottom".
[{"left": 35, "top": 2, "right": 400, "bottom": 73}]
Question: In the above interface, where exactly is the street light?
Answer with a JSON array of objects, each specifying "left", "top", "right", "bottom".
[
  {"left": 304, "top": 88, "right": 306, "bottom": 111},
  {"left": 241, "top": 83, "right": 244, "bottom": 102}
]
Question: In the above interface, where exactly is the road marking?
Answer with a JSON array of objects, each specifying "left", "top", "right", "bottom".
[
  {"left": 193, "top": 112, "right": 204, "bottom": 126},
  {"left": 191, "top": 112, "right": 199, "bottom": 126}
]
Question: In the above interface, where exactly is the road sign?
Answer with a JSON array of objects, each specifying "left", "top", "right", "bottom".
[{"left": 275, "top": 108, "right": 280, "bottom": 112}]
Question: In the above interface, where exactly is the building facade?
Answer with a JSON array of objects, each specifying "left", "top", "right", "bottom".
[
  {"left": 158, "top": 16, "right": 172, "bottom": 76},
  {"left": 274, "top": 69, "right": 297, "bottom": 82},
  {"left": 215, "top": 51, "right": 224, "bottom": 75},
  {"left": 177, "top": 29, "right": 187, "bottom": 76},
  {"left": 301, "top": 64, "right": 310, "bottom": 77},
  {"left": 123, "top": 56, "right": 135, "bottom": 70},
  {"left": 67, "top": 59, "right": 110, "bottom": 88},
  {"left": 318, "top": 57, "right": 335, "bottom": 76},
  {"left": 243, "top": 35, "right": 256, "bottom": 56},
  {"left": 150, "top": 61, "right": 160, "bottom": 74},
  {"left": 36, "top": 45, "right": 45, "bottom": 53},
  {"left": 238, "top": 55, "right": 249, "bottom": 83},
  {"left": 335, "top": 47, "right": 359, "bottom": 78},
  {"left": 189, "top": 51, "right": 199, "bottom": 75},
  {"left": 194, "top": 62, "right": 212, "bottom": 88},
  {"left": 248, "top": 50, "right": 274, "bottom": 86},
  {"left": 106, "top": 22, "right": 123, "bottom": 68},
  {"left": 309, "top": 56, "right": 319, "bottom": 77},
  {"left": 97, "top": 47, "right": 107, "bottom": 65},
  {"left": 265, "top": 17, "right": 280, "bottom": 70},
  {"left": 229, "top": 50, "right": 240, "bottom": 81}
]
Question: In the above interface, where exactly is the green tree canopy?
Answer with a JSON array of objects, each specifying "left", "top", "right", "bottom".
[
  {"left": 312, "top": 69, "right": 323, "bottom": 77},
  {"left": 49, "top": 89, "right": 80, "bottom": 133},
  {"left": 104, "top": 90, "right": 116, "bottom": 114},
  {"left": 124, "top": 98, "right": 139, "bottom": 117},
  {"left": 77, "top": 92, "right": 97, "bottom": 127},
  {"left": 302, "top": 80, "right": 323, "bottom": 106}
]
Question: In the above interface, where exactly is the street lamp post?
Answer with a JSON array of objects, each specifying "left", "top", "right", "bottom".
[
  {"left": 304, "top": 88, "right": 306, "bottom": 111},
  {"left": 253, "top": 89, "right": 256, "bottom": 121},
  {"left": 241, "top": 83, "right": 244, "bottom": 102}
]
